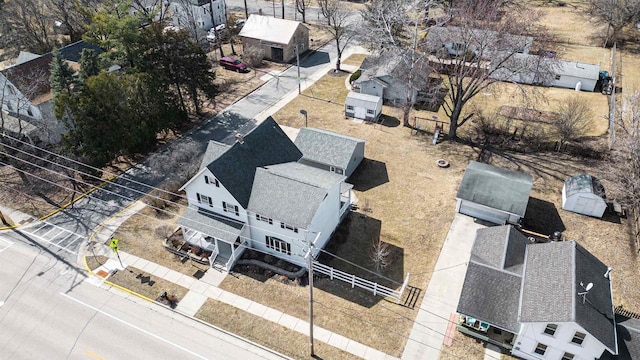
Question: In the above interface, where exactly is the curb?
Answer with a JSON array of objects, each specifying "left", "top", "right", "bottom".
[
  {"left": 82, "top": 254, "right": 154, "bottom": 303},
  {"left": 39, "top": 174, "right": 119, "bottom": 221},
  {"left": 0, "top": 225, "right": 18, "bottom": 231}
]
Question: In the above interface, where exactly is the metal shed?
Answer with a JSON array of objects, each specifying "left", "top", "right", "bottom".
[
  {"left": 561, "top": 174, "right": 607, "bottom": 218},
  {"left": 456, "top": 161, "right": 533, "bottom": 224},
  {"left": 345, "top": 91, "right": 382, "bottom": 121}
]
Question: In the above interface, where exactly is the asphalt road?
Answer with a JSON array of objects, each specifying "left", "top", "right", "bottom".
[{"left": 0, "top": 239, "right": 287, "bottom": 360}]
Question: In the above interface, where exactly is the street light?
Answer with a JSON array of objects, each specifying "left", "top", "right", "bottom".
[{"left": 300, "top": 109, "right": 307, "bottom": 128}]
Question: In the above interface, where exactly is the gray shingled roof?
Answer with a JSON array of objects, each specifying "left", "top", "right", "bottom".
[
  {"left": 177, "top": 206, "right": 244, "bottom": 242},
  {"left": 458, "top": 225, "right": 529, "bottom": 332},
  {"left": 247, "top": 163, "right": 343, "bottom": 228},
  {"left": 424, "top": 26, "right": 533, "bottom": 56},
  {"left": 520, "top": 241, "right": 616, "bottom": 352},
  {"left": 199, "top": 141, "right": 230, "bottom": 170},
  {"left": 294, "top": 128, "right": 365, "bottom": 171},
  {"left": 456, "top": 161, "right": 533, "bottom": 217},
  {"left": 205, "top": 117, "right": 303, "bottom": 208},
  {"left": 457, "top": 262, "right": 523, "bottom": 333},
  {"left": 565, "top": 174, "right": 606, "bottom": 199},
  {"left": 470, "top": 225, "right": 528, "bottom": 275}
]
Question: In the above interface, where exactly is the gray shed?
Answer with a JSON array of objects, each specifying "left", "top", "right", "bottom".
[
  {"left": 561, "top": 174, "right": 607, "bottom": 218},
  {"left": 456, "top": 161, "right": 533, "bottom": 224},
  {"left": 294, "top": 127, "right": 365, "bottom": 177},
  {"left": 345, "top": 91, "right": 382, "bottom": 121}
]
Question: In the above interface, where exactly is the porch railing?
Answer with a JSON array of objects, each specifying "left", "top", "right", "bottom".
[{"left": 313, "top": 261, "right": 410, "bottom": 303}]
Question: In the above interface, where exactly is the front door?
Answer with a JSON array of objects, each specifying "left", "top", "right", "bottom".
[
  {"left": 271, "top": 47, "right": 284, "bottom": 62},
  {"left": 354, "top": 107, "right": 366, "bottom": 119}
]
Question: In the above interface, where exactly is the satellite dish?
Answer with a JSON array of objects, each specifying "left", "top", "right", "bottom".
[{"left": 585, "top": 283, "right": 593, "bottom": 291}]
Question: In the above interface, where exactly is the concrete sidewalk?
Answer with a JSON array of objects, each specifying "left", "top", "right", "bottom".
[
  {"left": 402, "top": 214, "right": 485, "bottom": 359},
  {"left": 86, "top": 241, "right": 398, "bottom": 360}
]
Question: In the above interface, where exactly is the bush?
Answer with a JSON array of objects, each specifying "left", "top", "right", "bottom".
[
  {"left": 349, "top": 69, "right": 362, "bottom": 83},
  {"left": 242, "top": 46, "right": 265, "bottom": 68}
]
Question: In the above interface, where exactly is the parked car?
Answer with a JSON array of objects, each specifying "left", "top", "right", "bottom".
[{"left": 219, "top": 57, "right": 248, "bottom": 72}]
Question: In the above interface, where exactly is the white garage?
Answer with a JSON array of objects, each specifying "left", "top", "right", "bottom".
[
  {"left": 345, "top": 91, "right": 382, "bottom": 122},
  {"left": 562, "top": 174, "right": 608, "bottom": 218},
  {"left": 456, "top": 161, "right": 533, "bottom": 225}
]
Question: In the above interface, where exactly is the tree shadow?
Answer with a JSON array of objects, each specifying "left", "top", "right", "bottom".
[
  {"left": 300, "top": 51, "right": 331, "bottom": 68},
  {"left": 349, "top": 158, "right": 389, "bottom": 192},
  {"left": 315, "top": 212, "right": 405, "bottom": 308},
  {"left": 522, "top": 197, "right": 566, "bottom": 234}
]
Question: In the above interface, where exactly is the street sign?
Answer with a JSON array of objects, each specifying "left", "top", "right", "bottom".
[{"left": 109, "top": 238, "right": 119, "bottom": 252}]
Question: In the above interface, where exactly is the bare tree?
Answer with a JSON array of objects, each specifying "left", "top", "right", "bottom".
[
  {"left": 242, "top": 46, "right": 265, "bottom": 68},
  {"left": 585, "top": 0, "right": 640, "bottom": 47},
  {"left": 295, "top": 0, "right": 311, "bottom": 23},
  {"left": 370, "top": 237, "right": 392, "bottom": 273},
  {"left": 0, "top": 0, "right": 57, "bottom": 55},
  {"left": 322, "top": 0, "right": 358, "bottom": 72},
  {"left": 173, "top": 0, "right": 209, "bottom": 50},
  {"left": 423, "top": 0, "right": 556, "bottom": 139},
  {"left": 149, "top": 139, "right": 201, "bottom": 183},
  {"left": 552, "top": 96, "right": 592, "bottom": 149}
]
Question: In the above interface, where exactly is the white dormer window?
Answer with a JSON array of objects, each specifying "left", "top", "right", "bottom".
[
  {"left": 543, "top": 323, "right": 557, "bottom": 336},
  {"left": 571, "top": 331, "right": 586, "bottom": 345}
]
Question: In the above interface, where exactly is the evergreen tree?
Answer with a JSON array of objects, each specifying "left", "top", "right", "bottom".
[
  {"left": 49, "top": 50, "right": 77, "bottom": 96},
  {"left": 79, "top": 48, "right": 100, "bottom": 83}
]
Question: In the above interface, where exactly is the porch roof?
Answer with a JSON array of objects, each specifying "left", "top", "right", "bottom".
[{"left": 177, "top": 206, "right": 244, "bottom": 243}]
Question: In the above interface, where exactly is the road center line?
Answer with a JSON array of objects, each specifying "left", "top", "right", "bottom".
[{"left": 60, "top": 292, "right": 208, "bottom": 360}]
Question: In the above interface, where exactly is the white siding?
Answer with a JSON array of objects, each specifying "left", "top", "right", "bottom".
[
  {"left": 248, "top": 215, "right": 307, "bottom": 267},
  {"left": 359, "top": 80, "right": 384, "bottom": 99},
  {"left": 552, "top": 75, "right": 596, "bottom": 92},
  {"left": 307, "top": 181, "right": 342, "bottom": 257},
  {"left": 561, "top": 188, "right": 607, "bottom": 218},
  {"left": 183, "top": 169, "right": 249, "bottom": 224},
  {"left": 513, "top": 322, "right": 608, "bottom": 360}
]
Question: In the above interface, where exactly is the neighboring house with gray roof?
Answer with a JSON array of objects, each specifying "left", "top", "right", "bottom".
[
  {"left": 354, "top": 53, "right": 432, "bottom": 104},
  {"left": 178, "top": 117, "right": 354, "bottom": 270},
  {"left": 458, "top": 225, "right": 618, "bottom": 360},
  {"left": 562, "top": 174, "right": 608, "bottom": 218},
  {"left": 456, "top": 161, "right": 533, "bottom": 225},
  {"left": 294, "top": 127, "right": 366, "bottom": 177}
]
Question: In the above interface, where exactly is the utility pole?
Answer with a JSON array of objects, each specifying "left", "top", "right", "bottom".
[
  {"left": 243, "top": 0, "right": 248, "bottom": 18},
  {"left": 295, "top": 44, "right": 301, "bottom": 94},
  {"left": 307, "top": 232, "right": 320, "bottom": 357}
]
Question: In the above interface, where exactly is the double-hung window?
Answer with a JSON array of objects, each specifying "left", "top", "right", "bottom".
[
  {"left": 571, "top": 332, "right": 586, "bottom": 345},
  {"left": 204, "top": 176, "right": 219, "bottom": 187},
  {"left": 280, "top": 222, "right": 298, "bottom": 233},
  {"left": 223, "top": 201, "right": 239, "bottom": 216},
  {"left": 543, "top": 324, "right": 557, "bottom": 336},
  {"left": 196, "top": 193, "right": 212, "bottom": 207},
  {"left": 256, "top": 214, "right": 273, "bottom": 224},
  {"left": 534, "top": 343, "right": 547, "bottom": 355}
]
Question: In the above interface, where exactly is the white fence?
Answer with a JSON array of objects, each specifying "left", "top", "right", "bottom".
[{"left": 313, "top": 261, "right": 410, "bottom": 303}]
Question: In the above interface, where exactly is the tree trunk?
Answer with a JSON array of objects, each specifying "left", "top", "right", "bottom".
[
  {"left": 335, "top": 41, "right": 341, "bottom": 71},
  {"left": 448, "top": 101, "right": 463, "bottom": 139},
  {"left": 402, "top": 102, "right": 411, "bottom": 127}
]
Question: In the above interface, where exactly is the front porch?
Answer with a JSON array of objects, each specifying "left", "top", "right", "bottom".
[
  {"left": 340, "top": 183, "right": 354, "bottom": 219},
  {"left": 176, "top": 206, "right": 250, "bottom": 271},
  {"left": 457, "top": 314, "right": 515, "bottom": 350}
]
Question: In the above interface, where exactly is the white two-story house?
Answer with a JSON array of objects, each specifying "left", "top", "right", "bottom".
[
  {"left": 171, "top": 0, "right": 226, "bottom": 31},
  {"left": 177, "top": 117, "right": 355, "bottom": 271},
  {"left": 457, "top": 225, "right": 618, "bottom": 360}
]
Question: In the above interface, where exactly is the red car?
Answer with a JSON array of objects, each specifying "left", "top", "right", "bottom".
[{"left": 219, "top": 57, "right": 248, "bottom": 72}]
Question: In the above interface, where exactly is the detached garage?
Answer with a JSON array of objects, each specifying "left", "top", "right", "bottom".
[
  {"left": 345, "top": 91, "right": 382, "bottom": 122},
  {"left": 456, "top": 161, "right": 533, "bottom": 225},
  {"left": 562, "top": 174, "right": 607, "bottom": 218}
]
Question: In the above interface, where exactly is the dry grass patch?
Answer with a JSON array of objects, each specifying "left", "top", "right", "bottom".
[
  {"left": 440, "top": 331, "right": 490, "bottom": 360},
  {"left": 195, "top": 299, "right": 356, "bottom": 360},
  {"left": 108, "top": 265, "right": 189, "bottom": 302},
  {"left": 533, "top": 0, "right": 605, "bottom": 47},
  {"left": 110, "top": 202, "right": 210, "bottom": 278},
  {"left": 341, "top": 53, "right": 368, "bottom": 67}
]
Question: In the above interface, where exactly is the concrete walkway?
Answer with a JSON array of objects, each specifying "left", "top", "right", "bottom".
[
  {"left": 86, "top": 241, "right": 398, "bottom": 360},
  {"left": 402, "top": 214, "right": 485, "bottom": 360}
]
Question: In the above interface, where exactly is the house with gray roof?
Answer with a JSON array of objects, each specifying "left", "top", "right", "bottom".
[
  {"left": 456, "top": 161, "right": 533, "bottom": 225},
  {"left": 294, "top": 127, "right": 366, "bottom": 177},
  {"left": 458, "top": 225, "right": 618, "bottom": 360},
  {"left": 177, "top": 117, "right": 354, "bottom": 270}
]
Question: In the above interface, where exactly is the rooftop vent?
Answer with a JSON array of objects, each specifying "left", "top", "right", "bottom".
[{"left": 234, "top": 133, "right": 244, "bottom": 144}]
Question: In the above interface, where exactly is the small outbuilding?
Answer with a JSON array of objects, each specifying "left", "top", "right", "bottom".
[
  {"left": 456, "top": 161, "right": 533, "bottom": 225},
  {"left": 552, "top": 61, "right": 600, "bottom": 92},
  {"left": 345, "top": 91, "right": 382, "bottom": 121},
  {"left": 294, "top": 127, "right": 365, "bottom": 177},
  {"left": 561, "top": 174, "right": 607, "bottom": 218},
  {"left": 239, "top": 15, "right": 309, "bottom": 63}
]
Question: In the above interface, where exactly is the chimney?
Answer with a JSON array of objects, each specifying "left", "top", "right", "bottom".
[{"left": 234, "top": 133, "right": 244, "bottom": 144}]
